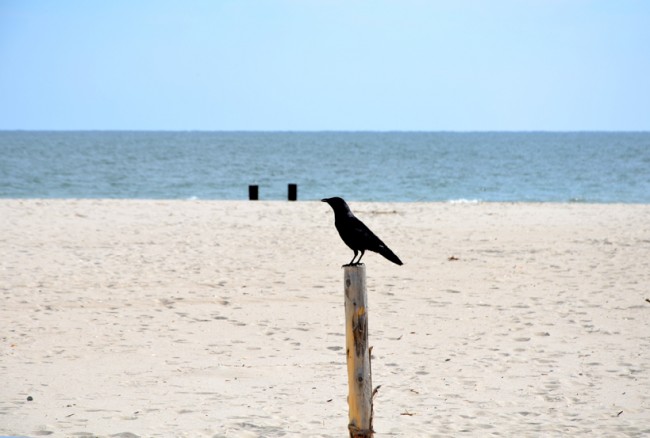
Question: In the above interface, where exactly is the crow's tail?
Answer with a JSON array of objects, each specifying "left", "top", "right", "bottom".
[{"left": 378, "top": 244, "right": 403, "bottom": 265}]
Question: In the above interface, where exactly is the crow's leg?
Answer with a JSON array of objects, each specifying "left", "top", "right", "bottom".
[
  {"left": 346, "top": 250, "right": 359, "bottom": 266},
  {"left": 356, "top": 250, "right": 365, "bottom": 265}
]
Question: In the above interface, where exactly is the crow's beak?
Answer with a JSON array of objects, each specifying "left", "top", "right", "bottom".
[{"left": 321, "top": 198, "right": 328, "bottom": 203}]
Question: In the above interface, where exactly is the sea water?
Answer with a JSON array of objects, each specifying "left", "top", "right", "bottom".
[{"left": 1, "top": 131, "right": 649, "bottom": 202}]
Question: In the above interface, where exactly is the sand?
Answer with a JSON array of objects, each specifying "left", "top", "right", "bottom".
[{"left": 1, "top": 199, "right": 649, "bottom": 437}]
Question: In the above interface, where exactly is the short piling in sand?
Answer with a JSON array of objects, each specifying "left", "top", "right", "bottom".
[{"left": 343, "top": 264, "right": 374, "bottom": 438}]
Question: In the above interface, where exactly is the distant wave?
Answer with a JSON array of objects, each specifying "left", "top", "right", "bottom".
[{"left": 447, "top": 199, "right": 481, "bottom": 204}]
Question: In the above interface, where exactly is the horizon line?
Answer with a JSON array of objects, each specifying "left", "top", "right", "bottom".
[{"left": 2, "top": 129, "right": 650, "bottom": 134}]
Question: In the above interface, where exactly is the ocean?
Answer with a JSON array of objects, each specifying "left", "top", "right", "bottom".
[{"left": 1, "top": 131, "right": 649, "bottom": 203}]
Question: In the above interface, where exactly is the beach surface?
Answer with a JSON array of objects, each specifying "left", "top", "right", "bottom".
[{"left": 1, "top": 199, "right": 649, "bottom": 437}]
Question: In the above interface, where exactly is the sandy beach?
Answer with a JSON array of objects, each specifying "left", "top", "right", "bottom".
[{"left": 1, "top": 199, "right": 649, "bottom": 437}]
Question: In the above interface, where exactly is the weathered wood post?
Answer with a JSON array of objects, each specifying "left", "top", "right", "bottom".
[{"left": 344, "top": 264, "right": 374, "bottom": 438}]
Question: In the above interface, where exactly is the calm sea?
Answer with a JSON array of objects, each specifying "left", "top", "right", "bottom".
[{"left": 1, "top": 131, "right": 649, "bottom": 203}]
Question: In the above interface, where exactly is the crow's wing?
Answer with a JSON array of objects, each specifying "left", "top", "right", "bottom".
[
  {"left": 336, "top": 214, "right": 403, "bottom": 265},
  {"left": 337, "top": 216, "right": 385, "bottom": 251}
]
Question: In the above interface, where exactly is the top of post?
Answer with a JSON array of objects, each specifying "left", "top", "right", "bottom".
[{"left": 343, "top": 263, "right": 366, "bottom": 273}]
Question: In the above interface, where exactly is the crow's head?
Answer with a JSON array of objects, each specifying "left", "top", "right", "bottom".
[{"left": 321, "top": 197, "right": 352, "bottom": 215}]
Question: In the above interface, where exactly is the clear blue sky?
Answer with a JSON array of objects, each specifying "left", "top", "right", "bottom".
[{"left": 1, "top": 1, "right": 649, "bottom": 131}]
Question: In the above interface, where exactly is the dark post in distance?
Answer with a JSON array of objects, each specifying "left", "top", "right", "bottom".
[
  {"left": 249, "top": 185, "right": 259, "bottom": 200},
  {"left": 288, "top": 183, "right": 297, "bottom": 201}
]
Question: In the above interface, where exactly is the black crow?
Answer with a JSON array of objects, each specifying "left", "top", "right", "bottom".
[{"left": 322, "top": 197, "right": 403, "bottom": 266}]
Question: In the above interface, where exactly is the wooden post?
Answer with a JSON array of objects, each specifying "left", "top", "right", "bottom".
[
  {"left": 288, "top": 183, "right": 297, "bottom": 201},
  {"left": 344, "top": 264, "right": 374, "bottom": 438},
  {"left": 248, "top": 185, "right": 258, "bottom": 200}
]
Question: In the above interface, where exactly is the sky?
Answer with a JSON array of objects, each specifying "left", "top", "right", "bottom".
[{"left": 1, "top": 1, "right": 649, "bottom": 131}]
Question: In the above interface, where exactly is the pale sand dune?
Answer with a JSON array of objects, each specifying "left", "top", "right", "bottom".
[{"left": 1, "top": 200, "right": 649, "bottom": 437}]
